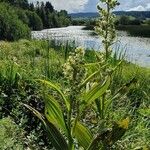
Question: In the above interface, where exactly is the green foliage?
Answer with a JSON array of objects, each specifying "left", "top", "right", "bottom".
[
  {"left": 118, "top": 15, "right": 131, "bottom": 25},
  {"left": 74, "top": 121, "right": 93, "bottom": 149},
  {"left": 116, "top": 25, "right": 150, "bottom": 37},
  {"left": 0, "top": 38, "right": 149, "bottom": 149},
  {"left": 26, "top": 11, "right": 43, "bottom": 30},
  {"left": 0, "top": 117, "right": 24, "bottom": 150},
  {"left": 0, "top": 40, "right": 65, "bottom": 149},
  {"left": 16, "top": 1, "right": 149, "bottom": 149},
  {"left": 0, "top": 1, "right": 149, "bottom": 149},
  {"left": 0, "top": 3, "right": 31, "bottom": 41},
  {"left": 115, "top": 15, "right": 142, "bottom": 26},
  {"left": 24, "top": 104, "right": 69, "bottom": 150},
  {"left": 35, "top": 2, "right": 71, "bottom": 28},
  {"left": 0, "top": 0, "right": 71, "bottom": 41},
  {"left": 0, "top": 0, "right": 29, "bottom": 9},
  {"left": 24, "top": 47, "right": 129, "bottom": 150}
]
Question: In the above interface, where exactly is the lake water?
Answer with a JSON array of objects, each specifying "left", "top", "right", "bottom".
[{"left": 32, "top": 26, "right": 150, "bottom": 67}]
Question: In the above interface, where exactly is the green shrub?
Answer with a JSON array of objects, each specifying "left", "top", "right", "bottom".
[{"left": 0, "top": 3, "right": 31, "bottom": 41}]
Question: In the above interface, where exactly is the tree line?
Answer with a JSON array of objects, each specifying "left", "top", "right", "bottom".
[{"left": 0, "top": 0, "right": 71, "bottom": 41}]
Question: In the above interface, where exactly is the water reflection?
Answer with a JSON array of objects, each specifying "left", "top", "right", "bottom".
[{"left": 32, "top": 26, "right": 150, "bottom": 67}]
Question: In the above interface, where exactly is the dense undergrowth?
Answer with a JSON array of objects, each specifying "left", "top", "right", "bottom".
[{"left": 0, "top": 39, "right": 149, "bottom": 149}]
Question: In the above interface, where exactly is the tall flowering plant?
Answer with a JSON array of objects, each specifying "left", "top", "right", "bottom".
[
  {"left": 95, "top": 0, "right": 120, "bottom": 60},
  {"left": 24, "top": 0, "right": 131, "bottom": 150}
]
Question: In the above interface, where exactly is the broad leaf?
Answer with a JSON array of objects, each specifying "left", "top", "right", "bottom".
[
  {"left": 79, "top": 70, "right": 100, "bottom": 89},
  {"left": 87, "top": 129, "right": 110, "bottom": 150},
  {"left": 87, "top": 118, "right": 129, "bottom": 150},
  {"left": 73, "top": 121, "right": 93, "bottom": 149},
  {"left": 44, "top": 95, "right": 68, "bottom": 137},
  {"left": 82, "top": 76, "right": 110, "bottom": 110},
  {"left": 23, "top": 104, "right": 69, "bottom": 150},
  {"left": 37, "top": 79, "right": 70, "bottom": 111},
  {"left": 109, "top": 117, "right": 130, "bottom": 145}
]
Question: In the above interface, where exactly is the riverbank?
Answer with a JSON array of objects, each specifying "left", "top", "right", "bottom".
[
  {"left": 83, "top": 25, "right": 150, "bottom": 37},
  {"left": 32, "top": 26, "right": 150, "bottom": 68},
  {"left": 0, "top": 39, "right": 150, "bottom": 149},
  {"left": 116, "top": 25, "right": 150, "bottom": 37}
]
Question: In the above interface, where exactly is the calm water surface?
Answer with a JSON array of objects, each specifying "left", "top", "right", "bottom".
[{"left": 32, "top": 26, "right": 150, "bottom": 67}]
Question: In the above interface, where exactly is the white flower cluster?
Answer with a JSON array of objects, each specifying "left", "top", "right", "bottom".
[
  {"left": 96, "top": 0, "right": 119, "bottom": 59},
  {"left": 63, "top": 47, "right": 86, "bottom": 92}
]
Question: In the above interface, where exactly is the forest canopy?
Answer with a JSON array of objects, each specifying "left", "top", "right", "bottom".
[{"left": 0, "top": 0, "right": 71, "bottom": 41}]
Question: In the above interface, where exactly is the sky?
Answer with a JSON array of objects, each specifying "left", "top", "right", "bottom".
[{"left": 29, "top": 0, "right": 150, "bottom": 13}]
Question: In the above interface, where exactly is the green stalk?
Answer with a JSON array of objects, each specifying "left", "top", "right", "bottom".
[
  {"left": 67, "top": 95, "right": 73, "bottom": 150},
  {"left": 105, "top": 2, "right": 110, "bottom": 60}
]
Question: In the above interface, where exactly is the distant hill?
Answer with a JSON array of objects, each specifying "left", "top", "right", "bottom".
[
  {"left": 114, "top": 11, "right": 150, "bottom": 19},
  {"left": 70, "top": 11, "right": 150, "bottom": 19}
]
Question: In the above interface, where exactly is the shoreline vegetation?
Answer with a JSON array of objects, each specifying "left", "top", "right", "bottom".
[
  {"left": 0, "top": 0, "right": 150, "bottom": 150},
  {"left": 0, "top": 0, "right": 71, "bottom": 41},
  {"left": 83, "top": 24, "right": 150, "bottom": 37},
  {"left": 73, "top": 14, "right": 150, "bottom": 37},
  {"left": 0, "top": 39, "right": 150, "bottom": 149}
]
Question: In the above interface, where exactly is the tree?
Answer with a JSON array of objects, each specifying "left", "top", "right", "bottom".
[
  {"left": 45, "top": 1, "right": 54, "bottom": 13},
  {"left": 119, "top": 15, "right": 130, "bottom": 25},
  {"left": 0, "top": 0, "right": 29, "bottom": 9},
  {"left": 16, "top": 8, "right": 29, "bottom": 25},
  {"left": 29, "top": 3, "right": 34, "bottom": 11},
  {"left": 130, "top": 19, "right": 141, "bottom": 25},
  {"left": 26, "top": 11, "right": 43, "bottom": 30},
  {"left": 0, "top": 3, "right": 31, "bottom": 41}
]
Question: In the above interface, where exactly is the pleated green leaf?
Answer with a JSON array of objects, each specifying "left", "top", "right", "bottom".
[
  {"left": 73, "top": 121, "right": 93, "bottom": 149},
  {"left": 79, "top": 70, "right": 100, "bottom": 89},
  {"left": 37, "top": 79, "right": 70, "bottom": 111},
  {"left": 23, "top": 104, "right": 69, "bottom": 150},
  {"left": 87, "top": 118, "right": 129, "bottom": 150},
  {"left": 83, "top": 76, "right": 110, "bottom": 108},
  {"left": 44, "top": 95, "right": 68, "bottom": 137}
]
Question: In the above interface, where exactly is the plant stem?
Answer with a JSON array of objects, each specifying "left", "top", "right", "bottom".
[
  {"left": 105, "top": 2, "right": 110, "bottom": 60},
  {"left": 67, "top": 95, "right": 73, "bottom": 150}
]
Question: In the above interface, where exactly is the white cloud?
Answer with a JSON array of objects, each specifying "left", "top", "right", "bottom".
[
  {"left": 146, "top": 3, "right": 150, "bottom": 10},
  {"left": 126, "top": 2, "right": 150, "bottom": 11},
  {"left": 29, "top": 0, "right": 89, "bottom": 13},
  {"left": 127, "top": 5, "right": 146, "bottom": 11},
  {"left": 29, "top": 0, "right": 150, "bottom": 12}
]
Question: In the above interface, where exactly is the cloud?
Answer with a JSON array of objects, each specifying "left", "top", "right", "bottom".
[
  {"left": 127, "top": 5, "right": 146, "bottom": 11},
  {"left": 29, "top": 0, "right": 89, "bottom": 13},
  {"left": 126, "top": 3, "right": 150, "bottom": 11},
  {"left": 116, "top": 0, "right": 150, "bottom": 11},
  {"left": 28, "top": 0, "right": 150, "bottom": 12},
  {"left": 146, "top": 3, "right": 150, "bottom": 10}
]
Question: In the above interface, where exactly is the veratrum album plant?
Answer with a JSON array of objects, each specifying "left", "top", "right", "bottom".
[{"left": 24, "top": 0, "right": 130, "bottom": 150}]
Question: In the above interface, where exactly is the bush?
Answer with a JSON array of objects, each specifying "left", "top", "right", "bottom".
[{"left": 0, "top": 3, "right": 31, "bottom": 41}]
